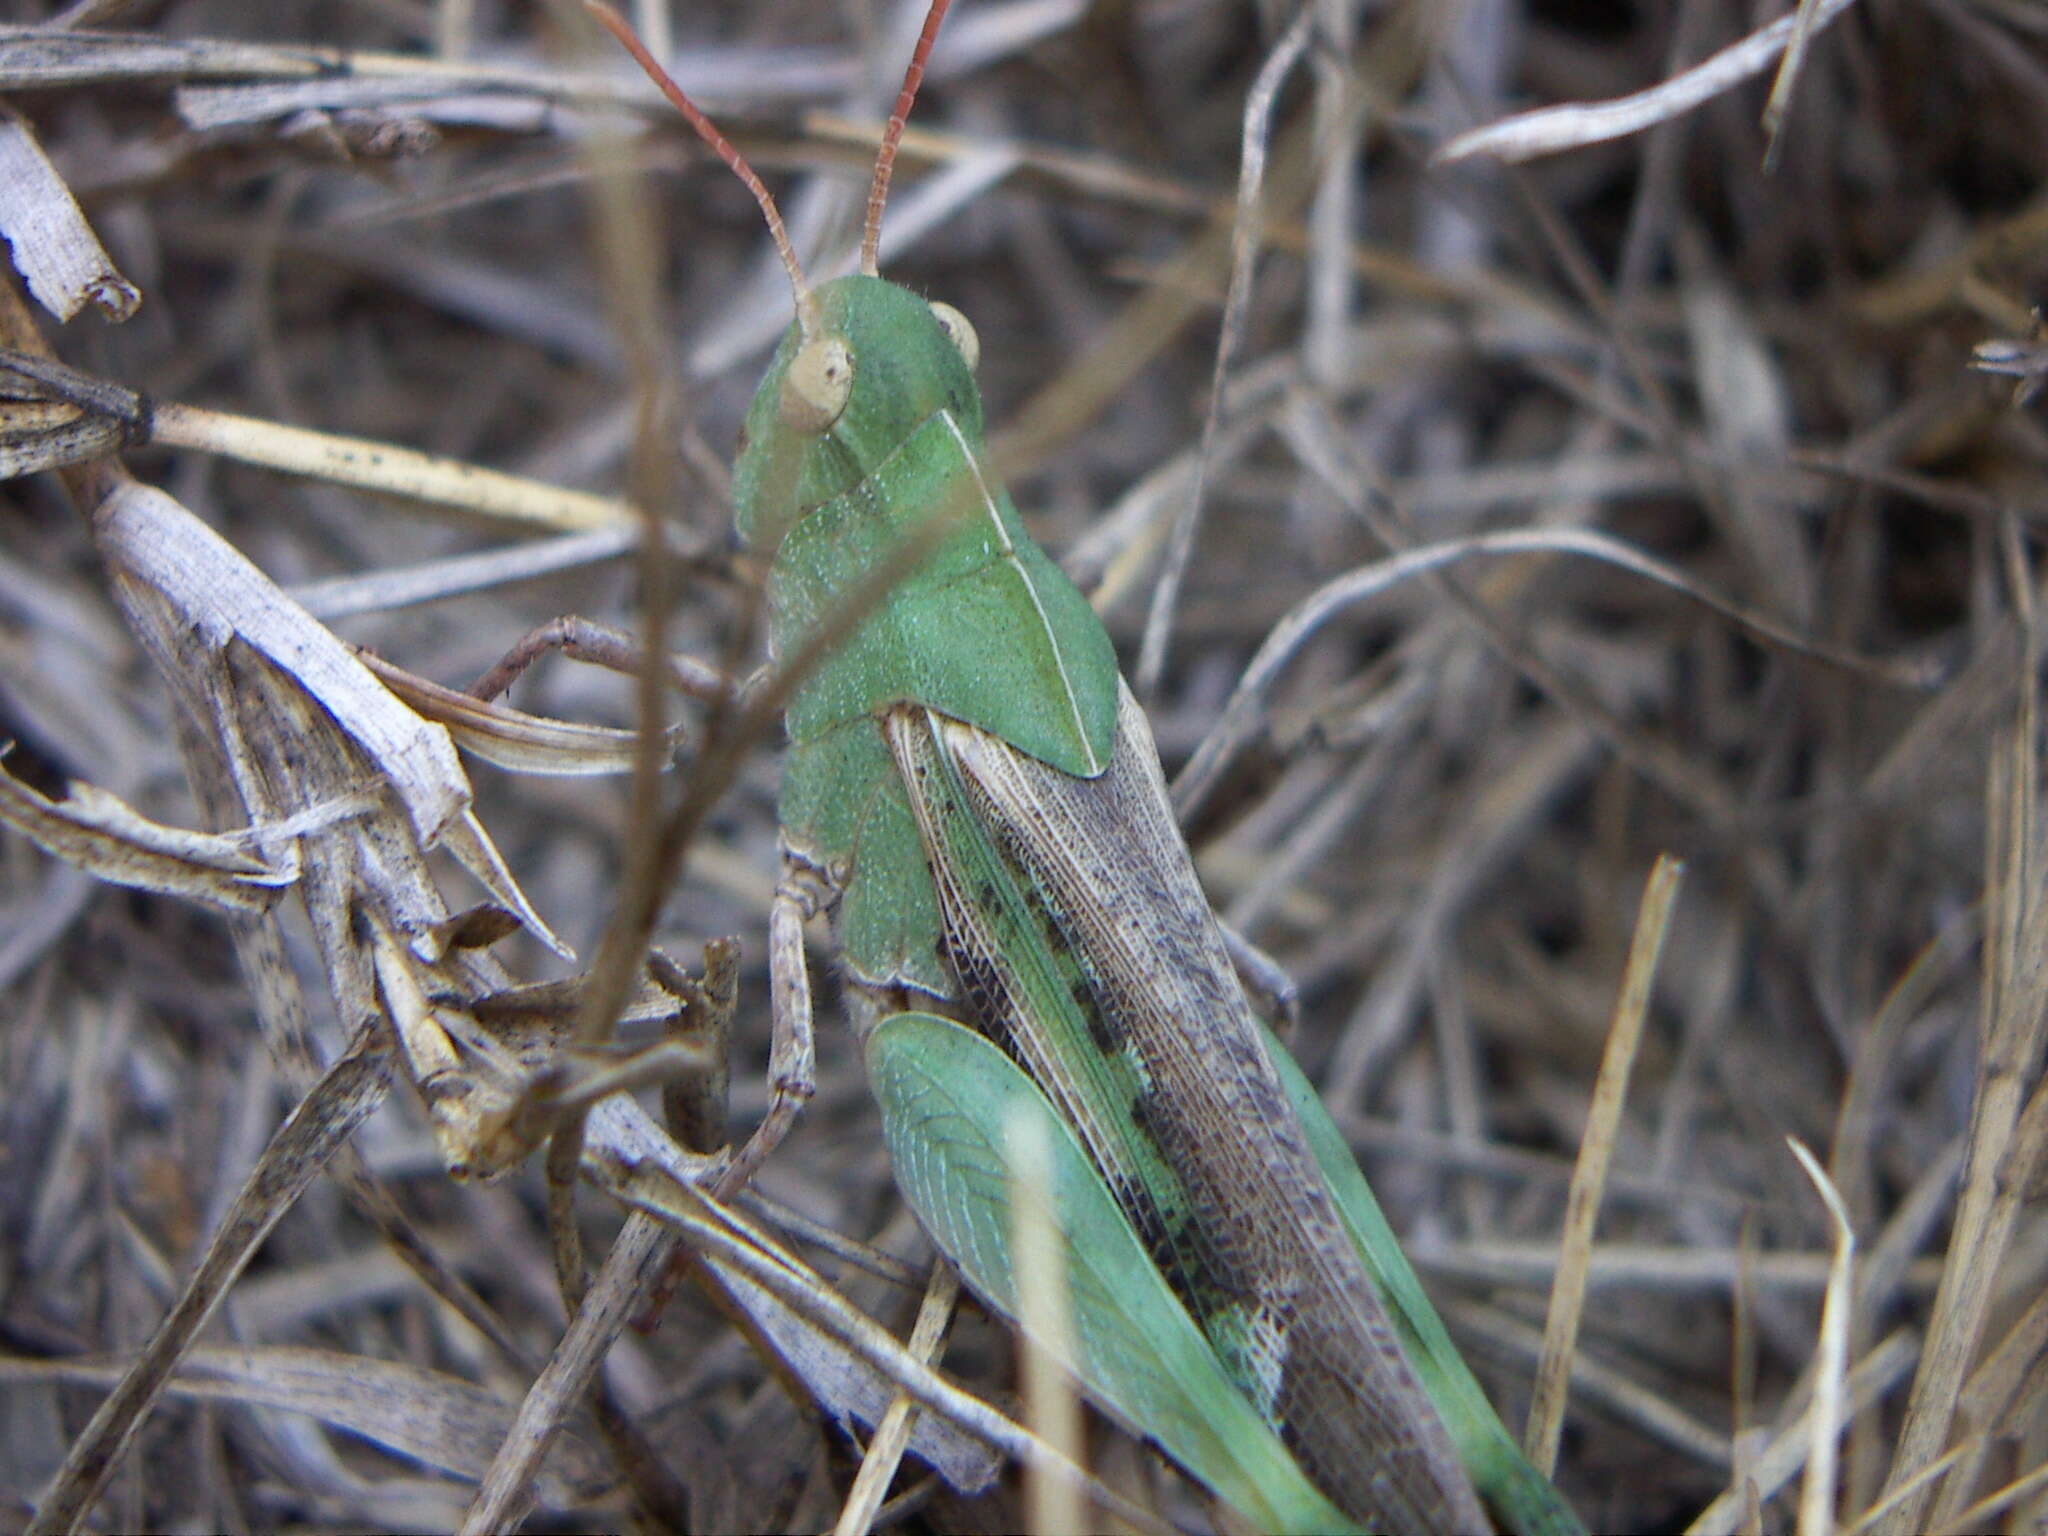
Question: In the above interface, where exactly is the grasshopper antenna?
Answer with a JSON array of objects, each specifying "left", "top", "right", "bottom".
[
  {"left": 581, "top": 0, "right": 819, "bottom": 337},
  {"left": 859, "top": 0, "right": 953, "bottom": 277}
]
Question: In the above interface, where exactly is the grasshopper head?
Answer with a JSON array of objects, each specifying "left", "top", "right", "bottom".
[{"left": 732, "top": 274, "right": 984, "bottom": 552}]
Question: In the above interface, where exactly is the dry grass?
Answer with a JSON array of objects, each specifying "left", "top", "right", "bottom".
[{"left": 2, "top": 0, "right": 2045, "bottom": 1531}]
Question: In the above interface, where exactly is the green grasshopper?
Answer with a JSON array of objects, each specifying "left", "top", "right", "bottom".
[{"left": 591, "top": 4, "right": 1582, "bottom": 1531}]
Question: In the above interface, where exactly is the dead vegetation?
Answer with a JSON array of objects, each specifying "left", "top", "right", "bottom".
[{"left": 0, "top": 0, "right": 2044, "bottom": 1531}]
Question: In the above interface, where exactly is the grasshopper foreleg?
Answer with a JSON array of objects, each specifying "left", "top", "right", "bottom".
[
  {"left": 716, "top": 865, "right": 823, "bottom": 1195},
  {"left": 468, "top": 613, "right": 734, "bottom": 707}
]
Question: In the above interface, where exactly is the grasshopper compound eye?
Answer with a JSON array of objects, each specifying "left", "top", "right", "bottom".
[
  {"left": 780, "top": 333, "right": 854, "bottom": 433},
  {"left": 928, "top": 301, "right": 979, "bottom": 374}
]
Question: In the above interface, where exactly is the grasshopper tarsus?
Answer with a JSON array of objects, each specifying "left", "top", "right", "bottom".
[
  {"left": 634, "top": 938, "right": 743, "bottom": 1336},
  {"left": 654, "top": 938, "right": 741, "bottom": 1157}
]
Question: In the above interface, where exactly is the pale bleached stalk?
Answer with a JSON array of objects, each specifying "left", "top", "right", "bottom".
[
  {"left": 1438, "top": 0, "right": 1866, "bottom": 165},
  {"left": 1787, "top": 1139, "right": 1854, "bottom": 1536},
  {"left": 1525, "top": 853, "right": 1682, "bottom": 1473},
  {"left": 153, "top": 400, "right": 634, "bottom": 531},
  {"left": 1010, "top": 1104, "right": 1085, "bottom": 1536},
  {"left": 833, "top": 1263, "right": 959, "bottom": 1536}
]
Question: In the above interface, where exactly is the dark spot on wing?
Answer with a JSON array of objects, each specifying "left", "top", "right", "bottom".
[
  {"left": 1079, "top": 985, "right": 1120, "bottom": 1053},
  {"left": 1109, "top": 1170, "right": 1174, "bottom": 1262},
  {"left": 1128, "top": 1090, "right": 1165, "bottom": 1149},
  {"left": 1161, "top": 1211, "right": 1216, "bottom": 1290}
]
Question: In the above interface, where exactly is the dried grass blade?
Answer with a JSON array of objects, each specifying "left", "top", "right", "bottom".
[
  {"left": 587, "top": 1105, "right": 1162, "bottom": 1531},
  {"left": 1928, "top": 1169, "right": 2048, "bottom": 1517},
  {"left": 1685, "top": 1331, "right": 1919, "bottom": 1536},
  {"left": 1874, "top": 518, "right": 2047, "bottom": 1534},
  {"left": 1942, "top": 1456, "right": 2048, "bottom": 1533},
  {"left": 0, "top": 104, "right": 136, "bottom": 321},
  {"left": 1437, "top": 0, "right": 1865, "bottom": 165},
  {"left": 95, "top": 479, "right": 472, "bottom": 846},
  {"left": 460, "top": 1211, "right": 676, "bottom": 1535},
  {"left": 581, "top": 1100, "right": 1002, "bottom": 1496},
  {"left": 289, "top": 527, "right": 641, "bottom": 621},
  {"left": 150, "top": 400, "right": 636, "bottom": 531},
  {"left": 1525, "top": 853, "right": 1681, "bottom": 1473},
  {"left": 1786, "top": 1139, "right": 1854, "bottom": 1536},
  {"left": 1, "top": 1346, "right": 609, "bottom": 1505},
  {"left": 1759, "top": 0, "right": 1831, "bottom": 171},
  {"left": 0, "top": 762, "right": 293, "bottom": 910},
  {"left": 361, "top": 649, "right": 657, "bottom": 777},
  {"left": 1009, "top": 1106, "right": 1084, "bottom": 1536},
  {"left": 1172, "top": 521, "right": 1936, "bottom": 823},
  {"left": 1134, "top": 5, "right": 1311, "bottom": 697},
  {"left": 26, "top": 1037, "right": 393, "bottom": 1536},
  {"left": 833, "top": 1262, "right": 960, "bottom": 1536}
]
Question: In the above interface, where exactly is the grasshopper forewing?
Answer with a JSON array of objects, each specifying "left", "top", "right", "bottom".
[{"left": 588, "top": 2, "right": 1581, "bottom": 1530}]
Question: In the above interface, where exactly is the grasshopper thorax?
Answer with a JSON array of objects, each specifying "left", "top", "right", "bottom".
[{"left": 732, "top": 274, "right": 984, "bottom": 553}]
